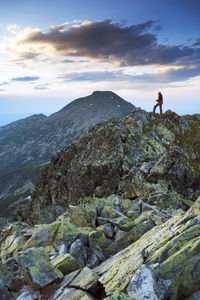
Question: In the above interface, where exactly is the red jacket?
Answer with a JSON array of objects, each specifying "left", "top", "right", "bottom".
[{"left": 157, "top": 94, "right": 163, "bottom": 104}]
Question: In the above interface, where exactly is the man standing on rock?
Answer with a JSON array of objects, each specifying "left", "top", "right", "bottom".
[{"left": 153, "top": 91, "right": 163, "bottom": 114}]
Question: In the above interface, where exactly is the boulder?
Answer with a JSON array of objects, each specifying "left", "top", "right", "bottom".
[
  {"left": 89, "top": 230, "right": 109, "bottom": 251},
  {"left": 69, "top": 267, "right": 99, "bottom": 294},
  {"left": 52, "top": 287, "right": 95, "bottom": 300},
  {"left": 191, "top": 196, "right": 200, "bottom": 215},
  {"left": 1, "top": 235, "right": 26, "bottom": 260},
  {"left": 96, "top": 223, "right": 114, "bottom": 239},
  {"left": 51, "top": 253, "right": 81, "bottom": 275},
  {"left": 68, "top": 204, "right": 97, "bottom": 228},
  {"left": 17, "top": 247, "right": 63, "bottom": 288},
  {"left": 52, "top": 269, "right": 81, "bottom": 300},
  {"left": 0, "top": 279, "right": 14, "bottom": 300},
  {"left": 94, "top": 214, "right": 200, "bottom": 298},
  {"left": 101, "top": 206, "right": 124, "bottom": 219},
  {"left": 69, "top": 239, "right": 87, "bottom": 267},
  {"left": 104, "top": 291, "right": 135, "bottom": 299},
  {"left": 110, "top": 216, "right": 134, "bottom": 232},
  {"left": 16, "top": 286, "right": 39, "bottom": 300},
  {"left": 127, "top": 264, "right": 170, "bottom": 299}
]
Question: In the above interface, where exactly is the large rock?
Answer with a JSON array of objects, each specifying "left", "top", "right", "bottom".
[
  {"left": 1, "top": 235, "right": 26, "bottom": 260},
  {"left": 69, "top": 267, "right": 99, "bottom": 294},
  {"left": 69, "top": 239, "right": 87, "bottom": 267},
  {"left": 127, "top": 264, "right": 170, "bottom": 299},
  {"left": 68, "top": 204, "right": 97, "bottom": 228},
  {"left": 17, "top": 247, "right": 63, "bottom": 288},
  {"left": 94, "top": 214, "right": 200, "bottom": 298},
  {"left": 104, "top": 291, "right": 135, "bottom": 299},
  {"left": 51, "top": 253, "right": 81, "bottom": 275},
  {"left": 52, "top": 287, "right": 95, "bottom": 300},
  {"left": 0, "top": 279, "right": 13, "bottom": 300}
]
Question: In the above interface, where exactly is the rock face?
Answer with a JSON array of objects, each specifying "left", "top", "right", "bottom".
[
  {"left": 0, "top": 109, "right": 200, "bottom": 299},
  {"left": 20, "top": 109, "right": 200, "bottom": 224},
  {"left": 0, "top": 91, "right": 134, "bottom": 217}
]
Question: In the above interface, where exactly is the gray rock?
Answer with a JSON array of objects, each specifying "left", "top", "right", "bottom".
[
  {"left": 86, "top": 253, "right": 100, "bottom": 269},
  {"left": 51, "top": 253, "right": 80, "bottom": 275},
  {"left": 16, "top": 286, "right": 39, "bottom": 300},
  {"left": 69, "top": 239, "right": 87, "bottom": 267},
  {"left": 53, "top": 287, "right": 95, "bottom": 300},
  {"left": 59, "top": 243, "right": 68, "bottom": 255},
  {"left": 53, "top": 270, "right": 81, "bottom": 300},
  {"left": 186, "top": 290, "right": 200, "bottom": 300},
  {"left": 0, "top": 280, "right": 14, "bottom": 300},
  {"left": 69, "top": 267, "right": 99, "bottom": 294},
  {"left": 140, "top": 162, "right": 154, "bottom": 174},
  {"left": 127, "top": 264, "right": 170, "bottom": 300},
  {"left": 17, "top": 247, "right": 63, "bottom": 288},
  {"left": 96, "top": 223, "right": 114, "bottom": 238}
]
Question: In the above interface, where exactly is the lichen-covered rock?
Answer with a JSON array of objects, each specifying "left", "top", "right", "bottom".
[
  {"left": 17, "top": 247, "right": 63, "bottom": 288},
  {"left": 1, "top": 235, "right": 26, "bottom": 259},
  {"left": 20, "top": 110, "right": 200, "bottom": 225},
  {"left": 107, "top": 218, "right": 154, "bottom": 256},
  {"left": 96, "top": 223, "right": 114, "bottom": 238},
  {"left": 68, "top": 204, "right": 97, "bottom": 228},
  {"left": 89, "top": 230, "right": 109, "bottom": 251},
  {"left": 52, "top": 269, "right": 81, "bottom": 299},
  {"left": 2, "top": 257, "right": 25, "bottom": 292},
  {"left": 101, "top": 206, "right": 124, "bottom": 220},
  {"left": 53, "top": 287, "right": 95, "bottom": 300},
  {"left": 69, "top": 267, "right": 99, "bottom": 294},
  {"left": 94, "top": 214, "right": 200, "bottom": 298},
  {"left": 23, "top": 224, "right": 49, "bottom": 249},
  {"left": 110, "top": 216, "right": 134, "bottom": 232},
  {"left": 104, "top": 291, "right": 135, "bottom": 299},
  {"left": 51, "top": 253, "right": 81, "bottom": 275},
  {"left": 190, "top": 196, "right": 200, "bottom": 215}
]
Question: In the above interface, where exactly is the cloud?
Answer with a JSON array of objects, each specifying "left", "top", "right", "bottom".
[
  {"left": 128, "top": 65, "right": 200, "bottom": 84},
  {"left": 0, "top": 82, "right": 9, "bottom": 86},
  {"left": 193, "top": 38, "right": 200, "bottom": 47},
  {"left": 11, "top": 76, "right": 39, "bottom": 82},
  {"left": 60, "top": 71, "right": 123, "bottom": 81},
  {"left": 34, "top": 84, "right": 49, "bottom": 90},
  {"left": 3, "top": 19, "right": 200, "bottom": 67},
  {"left": 7, "top": 24, "right": 20, "bottom": 34}
]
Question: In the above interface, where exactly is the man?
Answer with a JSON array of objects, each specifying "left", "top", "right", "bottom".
[{"left": 153, "top": 91, "right": 163, "bottom": 114}]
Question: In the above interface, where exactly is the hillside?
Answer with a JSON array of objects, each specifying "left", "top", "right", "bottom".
[
  {"left": 0, "top": 91, "right": 135, "bottom": 215},
  {"left": 0, "top": 109, "right": 200, "bottom": 299},
  {"left": 19, "top": 109, "right": 200, "bottom": 225}
]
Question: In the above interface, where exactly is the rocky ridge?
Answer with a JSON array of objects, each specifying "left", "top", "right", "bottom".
[
  {"left": 0, "top": 91, "right": 134, "bottom": 216},
  {"left": 0, "top": 108, "right": 200, "bottom": 299}
]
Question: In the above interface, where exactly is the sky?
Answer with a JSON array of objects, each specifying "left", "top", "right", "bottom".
[{"left": 0, "top": 0, "right": 200, "bottom": 125}]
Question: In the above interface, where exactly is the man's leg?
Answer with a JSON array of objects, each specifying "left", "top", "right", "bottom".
[
  {"left": 159, "top": 104, "right": 162, "bottom": 114},
  {"left": 153, "top": 104, "right": 159, "bottom": 113}
]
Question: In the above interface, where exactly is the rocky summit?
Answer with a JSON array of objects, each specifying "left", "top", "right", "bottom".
[
  {"left": 0, "top": 108, "right": 200, "bottom": 299},
  {"left": 0, "top": 91, "right": 134, "bottom": 217}
]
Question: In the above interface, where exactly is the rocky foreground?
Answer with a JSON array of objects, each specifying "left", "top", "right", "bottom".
[{"left": 0, "top": 109, "right": 200, "bottom": 299}]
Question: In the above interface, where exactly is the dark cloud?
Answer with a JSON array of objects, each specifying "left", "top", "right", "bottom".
[
  {"left": 61, "top": 64, "right": 200, "bottom": 84},
  {"left": 18, "top": 19, "right": 200, "bottom": 66},
  {"left": 11, "top": 76, "right": 40, "bottom": 82},
  {"left": 193, "top": 39, "right": 200, "bottom": 47},
  {"left": 131, "top": 65, "right": 200, "bottom": 83}
]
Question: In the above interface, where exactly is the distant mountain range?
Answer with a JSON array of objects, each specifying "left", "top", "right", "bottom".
[{"left": 0, "top": 91, "right": 135, "bottom": 216}]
